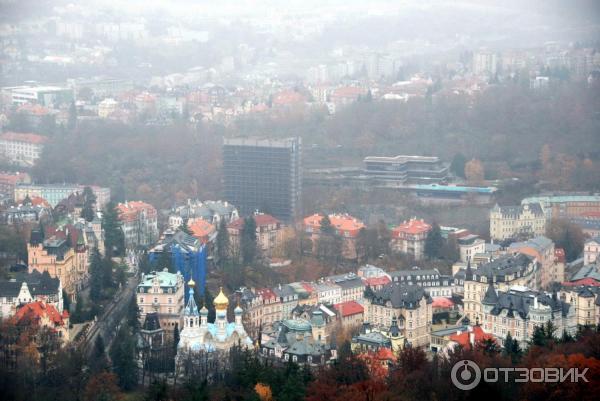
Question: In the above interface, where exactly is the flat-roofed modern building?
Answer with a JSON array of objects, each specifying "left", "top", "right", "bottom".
[
  {"left": 223, "top": 137, "right": 302, "bottom": 222},
  {"left": 363, "top": 155, "right": 449, "bottom": 185}
]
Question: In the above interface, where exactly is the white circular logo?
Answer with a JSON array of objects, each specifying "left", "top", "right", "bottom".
[{"left": 451, "top": 359, "right": 481, "bottom": 390}]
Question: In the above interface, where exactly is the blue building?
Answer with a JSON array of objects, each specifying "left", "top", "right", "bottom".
[{"left": 149, "top": 229, "right": 207, "bottom": 300}]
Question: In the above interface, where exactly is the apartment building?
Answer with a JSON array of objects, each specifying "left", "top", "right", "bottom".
[
  {"left": 303, "top": 213, "right": 365, "bottom": 260},
  {"left": 0, "top": 132, "right": 48, "bottom": 166},
  {"left": 390, "top": 218, "right": 432, "bottom": 260},
  {"left": 137, "top": 270, "right": 185, "bottom": 331},
  {"left": 116, "top": 201, "right": 159, "bottom": 249},
  {"left": 489, "top": 203, "right": 546, "bottom": 241}
]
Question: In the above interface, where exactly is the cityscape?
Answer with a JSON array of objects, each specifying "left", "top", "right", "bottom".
[{"left": 0, "top": 1, "right": 599, "bottom": 400}]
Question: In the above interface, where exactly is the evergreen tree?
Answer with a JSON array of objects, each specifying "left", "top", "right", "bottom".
[
  {"left": 424, "top": 222, "right": 444, "bottom": 259},
  {"left": 319, "top": 215, "right": 334, "bottom": 235},
  {"left": 101, "top": 256, "right": 114, "bottom": 290},
  {"left": 173, "top": 324, "right": 180, "bottom": 352},
  {"left": 103, "top": 201, "right": 125, "bottom": 257},
  {"left": 216, "top": 219, "right": 230, "bottom": 267},
  {"left": 62, "top": 289, "right": 71, "bottom": 313},
  {"left": 451, "top": 153, "right": 467, "bottom": 178},
  {"left": 530, "top": 325, "right": 547, "bottom": 347},
  {"left": 241, "top": 216, "right": 257, "bottom": 265},
  {"left": 80, "top": 186, "right": 97, "bottom": 222},
  {"left": 127, "top": 296, "right": 140, "bottom": 331},
  {"left": 90, "top": 335, "right": 109, "bottom": 373},
  {"left": 179, "top": 220, "right": 192, "bottom": 235},
  {"left": 90, "top": 249, "right": 103, "bottom": 302},
  {"left": 502, "top": 332, "right": 522, "bottom": 362},
  {"left": 110, "top": 326, "right": 138, "bottom": 391}
]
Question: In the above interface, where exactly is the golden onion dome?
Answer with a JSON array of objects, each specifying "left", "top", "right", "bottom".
[
  {"left": 213, "top": 287, "right": 229, "bottom": 309},
  {"left": 188, "top": 278, "right": 196, "bottom": 287}
]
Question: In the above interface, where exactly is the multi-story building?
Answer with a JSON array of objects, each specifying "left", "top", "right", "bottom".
[
  {"left": 0, "top": 270, "right": 63, "bottom": 318},
  {"left": 326, "top": 273, "right": 365, "bottom": 303},
  {"left": 584, "top": 237, "right": 600, "bottom": 266},
  {"left": 522, "top": 195, "right": 600, "bottom": 221},
  {"left": 480, "top": 283, "right": 571, "bottom": 345},
  {"left": 27, "top": 230, "right": 88, "bottom": 300},
  {"left": 13, "top": 300, "right": 70, "bottom": 343},
  {"left": 489, "top": 203, "right": 546, "bottom": 241},
  {"left": 389, "top": 267, "right": 454, "bottom": 298},
  {"left": 116, "top": 201, "right": 159, "bottom": 249},
  {"left": 363, "top": 155, "right": 449, "bottom": 185},
  {"left": 390, "top": 218, "right": 431, "bottom": 260},
  {"left": 333, "top": 300, "right": 364, "bottom": 329},
  {"left": 0, "top": 202, "right": 50, "bottom": 225},
  {"left": 364, "top": 283, "right": 432, "bottom": 348},
  {"left": 228, "top": 213, "right": 284, "bottom": 259},
  {"left": 463, "top": 254, "right": 540, "bottom": 323},
  {"left": 508, "top": 236, "right": 557, "bottom": 289},
  {"left": 149, "top": 230, "right": 207, "bottom": 297},
  {"left": 273, "top": 284, "right": 299, "bottom": 320},
  {"left": 314, "top": 282, "right": 342, "bottom": 305},
  {"left": 223, "top": 137, "right": 302, "bottom": 223},
  {"left": 303, "top": 213, "right": 365, "bottom": 260},
  {"left": 137, "top": 270, "right": 185, "bottom": 331},
  {"left": 0, "top": 171, "right": 30, "bottom": 197},
  {"left": 473, "top": 50, "right": 498, "bottom": 76},
  {"left": 0, "top": 132, "right": 48, "bottom": 166},
  {"left": 1, "top": 85, "right": 74, "bottom": 107},
  {"left": 168, "top": 199, "right": 239, "bottom": 229},
  {"left": 560, "top": 285, "right": 600, "bottom": 328},
  {"left": 458, "top": 235, "right": 486, "bottom": 263},
  {"left": 14, "top": 183, "right": 110, "bottom": 209}
]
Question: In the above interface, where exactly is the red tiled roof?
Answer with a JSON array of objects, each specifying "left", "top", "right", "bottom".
[
  {"left": 334, "top": 300, "right": 364, "bottom": 317},
  {"left": 14, "top": 301, "right": 65, "bottom": 327},
  {"left": 256, "top": 288, "right": 277, "bottom": 300},
  {"left": 362, "top": 276, "right": 391, "bottom": 287},
  {"left": 117, "top": 201, "right": 157, "bottom": 222},
  {"left": 303, "top": 213, "right": 365, "bottom": 237},
  {"left": 432, "top": 297, "right": 455, "bottom": 308},
  {"left": 0, "top": 132, "right": 49, "bottom": 145},
  {"left": 189, "top": 218, "right": 216, "bottom": 242},
  {"left": 392, "top": 218, "right": 431, "bottom": 236},
  {"left": 450, "top": 326, "right": 493, "bottom": 348},
  {"left": 562, "top": 278, "right": 600, "bottom": 287},
  {"left": 300, "top": 282, "right": 315, "bottom": 293},
  {"left": 228, "top": 214, "right": 280, "bottom": 230},
  {"left": 29, "top": 196, "right": 51, "bottom": 208}
]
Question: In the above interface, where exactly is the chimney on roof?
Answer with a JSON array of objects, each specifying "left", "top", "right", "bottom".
[{"left": 469, "top": 331, "right": 475, "bottom": 347}]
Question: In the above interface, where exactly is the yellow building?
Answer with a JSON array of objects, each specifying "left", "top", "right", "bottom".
[{"left": 489, "top": 203, "right": 546, "bottom": 241}]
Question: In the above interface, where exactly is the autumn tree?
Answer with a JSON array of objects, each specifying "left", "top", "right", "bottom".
[
  {"left": 84, "top": 372, "right": 123, "bottom": 401},
  {"left": 546, "top": 218, "right": 585, "bottom": 261},
  {"left": 464, "top": 158, "right": 485, "bottom": 184}
]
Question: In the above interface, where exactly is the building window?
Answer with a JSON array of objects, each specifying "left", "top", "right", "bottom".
[{"left": 292, "top": 355, "right": 298, "bottom": 363}]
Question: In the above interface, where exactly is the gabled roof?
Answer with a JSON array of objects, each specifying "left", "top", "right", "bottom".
[
  {"left": 449, "top": 326, "right": 493, "bottom": 348},
  {"left": 366, "top": 283, "right": 431, "bottom": 309},
  {"left": 14, "top": 301, "right": 66, "bottom": 327}
]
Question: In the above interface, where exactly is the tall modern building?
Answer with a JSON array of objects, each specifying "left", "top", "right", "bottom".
[{"left": 223, "top": 137, "right": 302, "bottom": 222}]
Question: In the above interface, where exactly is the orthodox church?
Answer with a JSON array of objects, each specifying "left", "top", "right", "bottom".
[{"left": 177, "top": 279, "right": 252, "bottom": 356}]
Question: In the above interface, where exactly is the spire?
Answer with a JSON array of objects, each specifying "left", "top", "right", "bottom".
[
  {"left": 465, "top": 257, "right": 473, "bottom": 280},
  {"left": 482, "top": 277, "right": 498, "bottom": 305},
  {"left": 184, "top": 285, "right": 199, "bottom": 316}
]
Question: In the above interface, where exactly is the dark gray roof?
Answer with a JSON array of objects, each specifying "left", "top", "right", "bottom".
[
  {"left": 473, "top": 254, "right": 535, "bottom": 282},
  {"left": 0, "top": 270, "right": 60, "bottom": 297},
  {"left": 493, "top": 202, "right": 544, "bottom": 218},
  {"left": 273, "top": 284, "right": 296, "bottom": 299},
  {"left": 482, "top": 281, "right": 498, "bottom": 305},
  {"left": 488, "top": 288, "right": 566, "bottom": 319},
  {"left": 142, "top": 312, "right": 162, "bottom": 331},
  {"left": 366, "top": 283, "right": 431, "bottom": 309}
]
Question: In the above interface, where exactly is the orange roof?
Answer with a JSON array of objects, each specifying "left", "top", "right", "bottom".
[
  {"left": 189, "top": 218, "right": 216, "bottom": 242},
  {"left": 272, "top": 90, "right": 306, "bottom": 105},
  {"left": 392, "top": 218, "right": 431, "bottom": 236},
  {"left": 256, "top": 288, "right": 277, "bottom": 301},
  {"left": 334, "top": 300, "right": 364, "bottom": 317},
  {"left": 0, "top": 132, "right": 49, "bottom": 145},
  {"left": 362, "top": 276, "right": 391, "bottom": 287},
  {"left": 29, "top": 196, "right": 51, "bottom": 208},
  {"left": 14, "top": 301, "right": 66, "bottom": 327},
  {"left": 117, "top": 201, "right": 157, "bottom": 222},
  {"left": 228, "top": 214, "right": 280, "bottom": 230},
  {"left": 450, "top": 326, "right": 493, "bottom": 348},
  {"left": 432, "top": 297, "right": 455, "bottom": 308},
  {"left": 562, "top": 278, "right": 600, "bottom": 287},
  {"left": 303, "top": 213, "right": 365, "bottom": 237}
]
